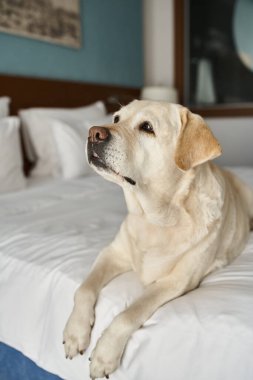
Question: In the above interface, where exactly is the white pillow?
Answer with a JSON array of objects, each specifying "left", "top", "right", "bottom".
[
  {"left": 19, "top": 102, "right": 107, "bottom": 177},
  {"left": 0, "top": 117, "right": 26, "bottom": 193},
  {"left": 82, "top": 113, "right": 113, "bottom": 131},
  {"left": 0, "top": 97, "right": 10, "bottom": 119},
  {"left": 53, "top": 114, "right": 113, "bottom": 179}
]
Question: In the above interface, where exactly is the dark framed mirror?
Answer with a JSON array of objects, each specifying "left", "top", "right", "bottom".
[{"left": 175, "top": 0, "right": 253, "bottom": 116}]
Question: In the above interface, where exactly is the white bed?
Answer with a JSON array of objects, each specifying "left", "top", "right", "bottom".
[{"left": 0, "top": 167, "right": 253, "bottom": 380}]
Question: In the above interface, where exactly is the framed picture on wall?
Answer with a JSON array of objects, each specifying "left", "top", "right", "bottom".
[
  {"left": 0, "top": 0, "right": 81, "bottom": 49},
  {"left": 175, "top": 0, "right": 253, "bottom": 116}
]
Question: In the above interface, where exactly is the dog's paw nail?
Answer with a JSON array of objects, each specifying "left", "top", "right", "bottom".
[
  {"left": 65, "top": 355, "right": 68, "bottom": 359},
  {"left": 88, "top": 357, "right": 91, "bottom": 361},
  {"left": 105, "top": 374, "right": 109, "bottom": 379},
  {"left": 62, "top": 341, "right": 65, "bottom": 344},
  {"left": 79, "top": 350, "right": 84, "bottom": 355}
]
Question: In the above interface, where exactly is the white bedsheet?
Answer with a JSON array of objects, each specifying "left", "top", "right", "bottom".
[{"left": 0, "top": 168, "right": 253, "bottom": 380}]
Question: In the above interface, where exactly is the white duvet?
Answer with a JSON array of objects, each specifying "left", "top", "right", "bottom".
[{"left": 0, "top": 168, "right": 253, "bottom": 380}]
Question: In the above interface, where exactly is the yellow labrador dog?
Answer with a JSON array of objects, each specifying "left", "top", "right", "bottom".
[{"left": 63, "top": 100, "right": 253, "bottom": 379}]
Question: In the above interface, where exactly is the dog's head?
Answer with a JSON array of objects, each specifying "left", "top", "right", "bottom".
[{"left": 87, "top": 100, "right": 222, "bottom": 189}]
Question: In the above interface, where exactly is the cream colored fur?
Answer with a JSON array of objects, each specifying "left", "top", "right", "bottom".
[{"left": 63, "top": 101, "right": 253, "bottom": 379}]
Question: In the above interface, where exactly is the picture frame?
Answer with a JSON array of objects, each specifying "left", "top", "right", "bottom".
[{"left": 0, "top": 0, "right": 81, "bottom": 49}]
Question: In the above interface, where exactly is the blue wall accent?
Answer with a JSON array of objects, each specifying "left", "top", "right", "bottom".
[{"left": 0, "top": 0, "right": 143, "bottom": 87}]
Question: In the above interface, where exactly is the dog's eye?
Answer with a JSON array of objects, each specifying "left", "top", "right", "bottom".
[
  {"left": 139, "top": 121, "right": 154, "bottom": 135},
  {"left": 114, "top": 115, "right": 120, "bottom": 123}
]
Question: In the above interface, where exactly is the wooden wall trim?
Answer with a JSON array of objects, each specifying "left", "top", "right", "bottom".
[
  {"left": 174, "top": 0, "right": 185, "bottom": 105},
  {"left": 190, "top": 106, "right": 253, "bottom": 118}
]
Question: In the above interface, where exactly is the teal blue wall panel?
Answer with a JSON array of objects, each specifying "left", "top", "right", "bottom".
[{"left": 0, "top": 0, "right": 143, "bottom": 87}]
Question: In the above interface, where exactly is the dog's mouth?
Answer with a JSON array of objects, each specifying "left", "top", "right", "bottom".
[
  {"left": 88, "top": 150, "right": 107, "bottom": 170},
  {"left": 88, "top": 147, "right": 136, "bottom": 186}
]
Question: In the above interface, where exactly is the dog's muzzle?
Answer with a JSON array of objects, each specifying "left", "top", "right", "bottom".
[
  {"left": 87, "top": 126, "right": 111, "bottom": 169},
  {"left": 87, "top": 126, "right": 136, "bottom": 186}
]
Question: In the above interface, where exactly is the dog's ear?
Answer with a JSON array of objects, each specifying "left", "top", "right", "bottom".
[{"left": 175, "top": 108, "right": 222, "bottom": 171}]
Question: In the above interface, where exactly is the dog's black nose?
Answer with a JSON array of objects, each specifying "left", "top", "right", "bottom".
[{"left": 89, "top": 126, "right": 110, "bottom": 143}]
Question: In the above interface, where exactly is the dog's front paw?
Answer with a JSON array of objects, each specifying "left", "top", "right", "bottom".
[
  {"left": 89, "top": 331, "right": 124, "bottom": 379},
  {"left": 63, "top": 307, "right": 94, "bottom": 359}
]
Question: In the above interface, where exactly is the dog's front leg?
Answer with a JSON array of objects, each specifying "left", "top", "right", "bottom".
[
  {"left": 63, "top": 243, "right": 131, "bottom": 359},
  {"left": 89, "top": 260, "right": 206, "bottom": 379}
]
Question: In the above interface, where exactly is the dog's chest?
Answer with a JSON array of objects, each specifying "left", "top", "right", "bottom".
[{"left": 127, "top": 217, "right": 192, "bottom": 285}]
